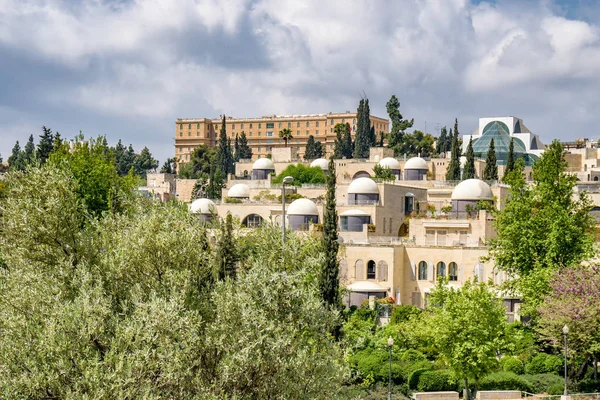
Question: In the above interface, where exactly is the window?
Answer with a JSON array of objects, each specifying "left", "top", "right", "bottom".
[
  {"left": 232, "top": 124, "right": 235, "bottom": 129},
  {"left": 437, "top": 262, "right": 446, "bottom": 279},
  {"left": 297, "top": 122, "right": 300, "bottom": 127},
  {"left": 306, "top": 130, "right": 309, "bottom": 136},
  {"left": 297, "top": 146, "right": 300, "bottom": 151},
  {"left": 180, "top": 124, "right": 183, "bottom": 130},
  {"left": 306, "top": 121, "right": 309, "bottom": 127},
  {"left": 418, "top": 261, "right": 428, "bottom": 280},
  {"left": 241, "top": 123, "right": 244, "bottom": 129},
  {"left": 342, "top": 119, "right": 345, "bottom": 123},
  {"left": 316, "top": 121, "right": 319, "bottom": 127},
  {"left": 266, "top": 131, "right": 273, "bottom": 137},
  {"left": 215, "top": 124, "right": 219, "bottom": 130},
  {"left": 179, "top": 132, "right": 182, "bottom": 137},
  {"left": 243, "top": 214, "right": 263, "bottom": 228},
  {"left": 188, "top": 131, "right": 191, "bottom": 136},
  {"left": 316, "top": 130, "right": 319, "bottom": 135},
  {"left": 197, "top": 123, "right": 200, "bottom": 129},
  {"left": 353, "top": 125, "right": 356, "bottom": 131},
  {"left": 353, "top": 118, "right": 356, "bottom": 124},
  {"left": 437, "top": 230, "right": 447, "bottom": 246},
  {"left": 449, "top": 262, "right": 458, "bottom": 281},
  {"left": 287, "top": 122, "right": 291, "bottom": 128},
  {"left": 197, "top": 131, "right": 200, "bottom": 136},
  {"left": 188, "top": 124, "right": 191, "bottom": 129},
  {"left": 367, "top": 260, "right": 376, "bottom": 279},
  {"left": 330, "top": 128, "right": 333, "bottom": 133},
  {"left": 249, "top": 132, "right": 253, "bottom": 136},
  {"left": 297, "top": 130, "right": 300, "bottom": 136},
  {"left": 250, "top": 123, "right": 253, "bottom": 129},
  {"left": 377, "top": 261, "right": 388, "bottom": 281},
  {"left": 266, "top": 123, "right": 274, "bottom": 129},
  {"left": 257, "top": 147, "right": 261, "bottom": 152},
  {"left": 259, "top": 123, "right": 262, "bottom": 128},
  {"left": 279, "top": 122, "right": 282, "bottom": 128}
]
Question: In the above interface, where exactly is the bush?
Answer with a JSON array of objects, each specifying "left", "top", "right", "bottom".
[
  {"left": 400, "top": 349, "right": 427, "bottom": 363},
  {"left": 223, "top": 197, "right": 242, "bottom": 204},
  {"left": 479, "top": 372, "right": 534, "bottom": 393},
  {"left": 276, "top": 193, "right": 305, "bottom": 203},
  {"left": 547, "top": 383, "right": 564, "bottom": 395},
  {"left": 416, "top": 370, "right": 457, "bottom": 392},
  {"left": 351, "top": 348, "right": 403, "bottom": 384},
  {"left": 390, "top": 305, "right": 422, "bottom": 325},
  {"left": 526, "top": 353, "right": 563, "bottom": 375},
  {"left": 402, "top": 360, "right": 433, "bottom": 382},
  {"left": 544, "top": 355, "right": 563, "bottom": 375},
  {"left": 272, "top": 164, "right": 326, "bottom": 185},
  {"left": 408, "top": 368, "right": 429, "bottom": 390},
  {"left": 502, "top": 357, "right": 525, "bottom": 375},
  {"left": 577, "top": 379, "right": 600, "bottom": 393},
  {"left": 521, "top": 373, "right": 564, "bottom": 394}
]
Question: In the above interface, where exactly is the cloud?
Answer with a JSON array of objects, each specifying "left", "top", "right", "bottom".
[{"left": 1, "top": 0, "right": 600, "bottom": 163}]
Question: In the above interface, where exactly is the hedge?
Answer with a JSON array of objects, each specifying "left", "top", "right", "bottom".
[
  {"left": 502, "top": 357, "right": 525, "bottom": 375},
  {"left": 416, "top": 370, "right": 457, "bottom": 392},
  {"left": 521, "top": 373, "right": 564, "bottom": 394},
  {"left": 409, "top": 368, "right": 430, "bottom": 390},
  {"left": 577, "top": 379, "right": 600, "bottom": 393},
  {"left": 479, "top": 372, "right": 534, "bottom": 393},
  {"left": 526, "top": 353, "right": 563, "bottom": 375}
]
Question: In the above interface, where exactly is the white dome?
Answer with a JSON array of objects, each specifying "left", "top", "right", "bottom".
[
  {"left": 340, "top": 209, "right": 371, "bottom": 217},
  {"left": 252, "top": 157, "right": 275, "bottom": 170},
  {"left": 227, "top": 183, "right": 250, "bottom": 198},
  {"left": 287, "top": 198, "right": 319, "bottom": 215},
  {"left": 379, "top": 157, "right": 400, "bottom": 170},
  {"left": 310, "top": 158, "right": 329, "bottom": 170},
  {"left": 404, "top": 157, "right": 428, "bottom": 170},
  {"left": 347, "top": 281, "right": 387, "bottom": 292},
  {"left": 190, "top": 198, "right": 216, "bottom": 214},
  {"left": 451, "top": 179, "right": 493, "bottom": 201},
  {"left": 348, "top": 177, "right": 379, "bottom": 194}
]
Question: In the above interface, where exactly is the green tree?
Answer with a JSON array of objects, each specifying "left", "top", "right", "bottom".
[
  {"left": 373, "top": 164, "right": 395, "bottom": 181},
  {"left": 188, "top": 145, "right": 217, "bottom": 178},
  {"left": 217, "top": 115, "right": 234, "bottom": 175},
  {"left": 386, "top": 94, "right": 414, "bottom": 150},
  {"left": 24, "top": 134, "right": 36, "bottom": 165},
  {"left": 133, "top": 146, "right": 159, "bottom": 179},
  {"left": 53, "top": 132, "right": 62, "bottom": 151},
  {"left": 237, "top": 131, "right": 253, "bottom": 160},
  {"left": 7, "top": 141, "right": 26, "bottom": 171},
  {"left": 445, "top": 122, "right": 461, "bottom": 181},
  {"left": 354, "top": 98, "right": 371, "bottom": 158},
  {"left": 342, "top": 122, "right": 353, "bottom": 159},
  {"left": 272, "top": 163, "right": 326, "bottom": 185},
  {"left": 206, "top": 168, "right": 225, "bottom": 200},
  {"left": 436, "top": 126, "right": 448, "bottom": 155},
  {"left": 423, "top": 279, "right": 509, "bottom": 400},
  {"left": 393, "top": 130, "right": 435, "bottom": 157},
  {"left": 320, "top": 157, "right": 339, "bottom": 309},
  {"left": 483, "top": 138, "right": 499, "bottom": 181},
  {"left": 37, "top": 126, "right": 55, "bottom": 164},
  {"left": 233, "top": 133, "right": 240, "bottom": 162},
  {"left": 333, "top": 123, "right": 345, "bottom": 159},
  {"left": 113, "top": 140, "right": 129, "bottom": 176},
  {"left": 503, "top": 138, "right": 515, "bottom": 182},
  {"left": 488, "top": 140, "right": 595, "bottom": 312},
  {"left": 378, "top": 131, "right": 385, "bottom": 147},
  {"left": 462, "top": 137, "right": 475, "bottom": 180},
  {"left": 160, "top": 158, "right": 175, "bottom": 174},
  {"left": 214, "top": 213, "right": 239, "bottom": 282},
  {"left": 304, "top": 135, "right": 323, "bottom": 160},
  {"left": 279, "top": 128, "right": 293, "bottom": 147}
]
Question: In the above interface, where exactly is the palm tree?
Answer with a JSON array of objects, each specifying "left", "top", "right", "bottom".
[{"left": 279, "top": 128, "right": 293, "bottom": 147}]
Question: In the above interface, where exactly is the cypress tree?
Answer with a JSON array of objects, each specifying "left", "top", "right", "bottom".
[
  {"left": 304, "top": 135, "right": 317, "bottom": 160},
  {"left": 343, "top": 123, "right": 353, "bottom": 159},
  {"left": 436, "top": 126, "right": 448, "bottom": 155},
  {"left": 233, "top": 133, "right": 240, "bottom": 162},
  {"left": 8, "top": 141, "right": 25, "bottom": 171},
  {"left": 237, "top": 132, "right": 252, "bottom": 160},
  {"left": 37, "top": 126, "right": 54, "bottom": 164},
  {"left": 504, "top": 138, "right": 515, "bottom": 181},
  {"left": 320, "top": 157, "right": 339, "bottom": 309},
  {"left": 462, "top": 137, "right": 475, "bottom": 180},
  {"left": 333, "top": 124, "right": 344, "bottom": 159},
  {"left": 353, "top": 98, "right": 370, "bottom": 158},
  {"left": 53, "top": 132, "right": 63, "bottom": 152},
  {"left": 214, "top": 212, "right": 238, "bottom": 281},
  {"left": 24, "top": 134, "right": 36, "bottom": 164},
  {"left": 216, "top": 115, "right": 233, "bottom": 175},
  {"left": 483, "top": 138, "right": 499, "bottom": 181},
  {"left": 445, "top": 122, "right": 461, "bottom": 181},
  {"left": 379, "top": 132, "right": 385, "bottom": 147}
]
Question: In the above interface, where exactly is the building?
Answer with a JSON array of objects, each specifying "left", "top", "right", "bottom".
[{"left": 174, "top": 112, "right": 389, "bottom": 163}]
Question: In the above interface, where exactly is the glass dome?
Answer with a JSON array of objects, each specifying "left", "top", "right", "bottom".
[{"left": 472, "top": 121, "right": 533, "bottom": 166}]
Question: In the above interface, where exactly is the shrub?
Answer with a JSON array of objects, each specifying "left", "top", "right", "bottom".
[
  {"left": 479, "top": 372, "right": 534, "bottom": 393},
  {"left": 526, "top": 353, "right": 563, "bottom": 375},
  {"left": 402, "top": 360, "right": 433, "bottom": 382},
  {"left": 521, "top": 373, "right": 563, "bottom": 394},
  {"left": 544, "top": 355, "right": 563, "bottom": 375},
  {"left": 400, "top": 349, "right": 427, "bottom": 363},
  {"left": 502, "top": 357, "right": 525, "bottom": 375},
  {"left": 408, "top": 368, "right": 429, "bottom": 390},
  {"left": 390, "top": 305, "right": 422, "bottom": 325},
  {"left": 276, "top": 193, "right": 305, "bottom": 203},
  {"left": 351, "top": 348, "right": 403, "bottom": 384},
  {"left": 223, "top": 197, "right": 242, "bottom": 204},
  {"left": 272, "top": 164, "right": 326, "bottom": 185},
  {"left": 547, "top": 383, "right": 564, "bottom": 395},
  {"left": 416, "top": 370, "right": 457, "bottom": 392},
  {"left": 577, "top": 379, "right": 600, "bottom": 393}
]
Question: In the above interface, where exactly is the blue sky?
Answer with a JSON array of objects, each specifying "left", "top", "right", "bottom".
[{"left": 1, "top": 0, "right": 599, "bottom": 163}]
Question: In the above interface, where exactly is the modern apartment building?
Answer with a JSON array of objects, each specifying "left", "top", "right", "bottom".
[{"left": 174, "top": 112, "right": 389, "bottom": 163}]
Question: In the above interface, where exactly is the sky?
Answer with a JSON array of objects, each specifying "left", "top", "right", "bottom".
[{"left": 1, "top": 0, "right": 599, "bottom": 164}]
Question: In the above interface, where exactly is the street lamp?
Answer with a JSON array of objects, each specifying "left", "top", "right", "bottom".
[
  {"left": 388, "top": 336, "right": 394, "bottom": 400},
  {"left": 281, "top": 176, "right": 294, "bottom": 245},
  {"left": 563, "top": 325, "right": 569, "bottom": 396}
]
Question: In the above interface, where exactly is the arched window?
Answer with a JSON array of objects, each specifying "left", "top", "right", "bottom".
[
  {"left": 418, "top": 261, "right": 428, "bottom": 280},
  {"left": 355, "top": 260, "right": 365, "bottom": 280},
  {"left": 436, "top": 262, "right": 446, "bottom": 279},
  {"left": 448, "top": 262, "right": 458, "bottom": 281},
  {"left": 367, "top": 260, "right": 376, "bottom": 279},
  {"left": 474, "top": 263, "right": 485, "bottom": 282},
  {"left": 398, "top": 222, "right": 409, "bottom": 237},
  {"left": 377, "top": 261, "right": 388, "bottom": 281},
  {"left": 339, "top": 259, "right": 348, "bottom": 282},
  {"left": 242, "top": 214, "right": 263, "bottom": 228},
  {"left": 595, "top": 176, "right": 599, "bottom": 182}
]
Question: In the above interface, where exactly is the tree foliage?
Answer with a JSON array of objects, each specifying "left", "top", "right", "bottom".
[
  {"left": 37, "top": 126, "right": 55, "bottom": 164},
  {"left": 354, "top": 98, "right": 371, "bottom": 159},
  {"left": 391, "top": 130, "right": 435, "bottom": 158},
  {"left": 333, "top": 123, "right": 353, "bottom": 159},
  {"left": 489, "top": 140, "right": 595, "bottom": 311},
  {"left": 462, "top": 137, "right": 475, "bottom": 180},
  {"left": 272, "top": 163, "right": 326, "bottom": 185},
  {"left": 504, "top": 138, "right": 515, "bottom": 182},
  {"left": 373, "top": 164, "right": 396, "bottom": 181},
  {"left": 320, "top": 157, "right": 339, "bottom": 309},
  {"left": 386, "top": 94, "right": 414, "bottom": 151},
  {"left": 304, "top": 135, "right": 324, "bottom": 160},
  {"left": 237, "top": 131, "right": 253, "bottom": 160},
  {"left": 279, "top": 128, "right": 293, "bottom": 147},
  {"left": 216, "top": 115, "right": 234, "bottom": 175},
  {"left": 483, "top": 138, "right": 499, "bottom": 181},
  {"left": 133, "top": 146, "right": 159, "bottom": 178},
  {"left": 445, "top": 121, "right": 462, "bottom": 181},
  {"left": 436, "top": 126, "right": 451, "bottom": 155}
]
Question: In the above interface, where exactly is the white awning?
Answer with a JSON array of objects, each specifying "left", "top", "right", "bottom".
[
  {"left": 422, "top": 221, "right": 470, "bottom": 229},
  {"left": 347, "top": 281, "right": 388, "bottom": 292}
]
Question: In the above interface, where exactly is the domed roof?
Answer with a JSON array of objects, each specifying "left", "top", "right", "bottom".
[
  {"left": 252, "top": 157, "right": 275, "bottom": 170},
  {"left": 379, "top": 157, "right": 400, "bottom": 170},
  {"left": 348, "top": 177, "right": 379, "bottom": 194},
  {"left": 451, "top": 179, "right": 493, "bottom": 201},
  {"left": 404, "top": 157, "right": 428, "bottom": 170},
  {"left": 227, "top": 183, "right": 250, "bottom": 198},
  {"left": 347, "top": 281, "right": 387, "bottom": 292},
  {"left": 310, "top": 158, "right": 329, "bottom": 170},
  {"left": 287, "top": 198, "right": 319, "bottom": 216},
  {"left": 190, "top": 198, "right": 216, "bottom": 214},
  {"left": 340, "top": 209, "right": 371, "bottom": 217}
]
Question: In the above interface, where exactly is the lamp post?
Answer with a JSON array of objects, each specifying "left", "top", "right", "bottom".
[
  {"left": 563, "top": 325, "right": 569, "bottom": 397},
  {"left": 281, "top": 176, "right": 294, "bottom": 245},
  {"left": 388, "top": 336, "right": 394, "bottom": 400}
]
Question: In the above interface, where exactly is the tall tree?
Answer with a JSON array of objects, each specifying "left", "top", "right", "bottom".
[
  {"left": 160, "top": 158, "right": 175, "bottom": 174},
  {"left": 483, "top": 138, "right": 499, "bottom": 181},
  {"left": 393, "top": 130, "right": 435, "bottom": 158},
  {"left": 233, "top": 133, "right": 241, "bottom": 162},
  {"left": 313, "top": 140, "right": 324, "bottom": 159},
  {"left": 113, "top": 140, "right": 129, "bottom": 176},
  {"left": 134, "top": 147, "right": 159, "bottom": 178},
  {"left": 342, "top": 123, "right": 353, "bottom": 159},
  {"left": 37, "top": 126, "right": 55, "bottom": 164},
  {"left": 353, "top": 98, "right": 371, "bottom": 158},
  {"left": 462, "top": 137, "right": 475, "bottom": 180},
  {"left": 304, "top": 135, "right": 318, "bottom": 160},
  {"left": 24, "top": 134, "right": 36, "bottom": 165},
  {"left": 216, "top": 115, "right": 234, "bottom": 175},
  {"left": 445, "top": 123, "right": 461, "bottom": 181},
  {"left": 368, "top": 125, "right": 376, "bottom": 147},
  {"left": 489, "top": 140, "right": 595, "bottom": 313},
  {"left": 53, "top": 132, "right": 63, "bottom": 152},
  {"left": 278, "top": 128, "right": 293, "bottom": 148},
  {"left": 378, "top": 131, "right": 385, "bottom": 147},
  {"left": 320, "top": 157, "right": 339, "bottom": 310},
  {"left": 214, "top": 213, "right": 239, "bottom": 282},
  {"left": 237, "top": 132, "right": 253, "bottom": 160},
  {"left": 7, "top": 141, "right": 25, "bottom": 171},
  {"left": 436, "top": 126, "right": 448, "bottom": 155},
  {"left": 386, "top": 94, "right": 414, "bottom": 150},
  {"left": 333, "top": 124, "right": 344, "bottom": 159},
  {"left": 206, "top": 168, "right": 225, "bottom": 200},
  {"left": 503, "top": 137, "right": 515, "bottom": 182}
]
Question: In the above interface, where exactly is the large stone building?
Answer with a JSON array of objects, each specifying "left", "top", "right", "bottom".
[{"left": 174, "top": 112, "right": 389, "bottom": 163}]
